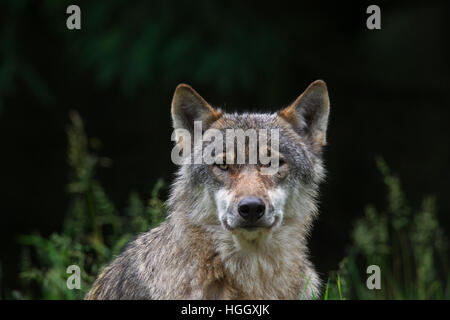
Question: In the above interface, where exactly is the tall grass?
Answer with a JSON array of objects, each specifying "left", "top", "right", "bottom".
[
  {"left": 324, "top": 157, "right": 449, "bottom": 299},
  {"left": 15, "top": 111, "right": 166, "bottom": 299}
]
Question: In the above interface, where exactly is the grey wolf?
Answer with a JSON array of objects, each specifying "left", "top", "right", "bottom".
[{"left": 85, "top": 80, "right": 331, "bottom": 299}]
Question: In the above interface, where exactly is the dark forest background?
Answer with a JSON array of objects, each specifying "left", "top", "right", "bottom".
[{"left": 0, "top": 0, "right": 449, "bottom": 298}]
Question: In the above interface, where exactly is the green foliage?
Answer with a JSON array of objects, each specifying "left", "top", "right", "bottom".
[
  {"left": 0, "top": 0, "right": 285, "bottom": 108},
  {"left": 325, "top": 157, "right": 449, "bottom": 300},
  {"left": 16, "top": 111, "right": 166, "bottom": 299}
]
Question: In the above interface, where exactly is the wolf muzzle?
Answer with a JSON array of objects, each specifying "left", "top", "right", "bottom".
[{"left": 237, "top": 196, "right": 266, "bottom": 227}]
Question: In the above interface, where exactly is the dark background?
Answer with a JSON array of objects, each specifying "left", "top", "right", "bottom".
[{"left": 0, "top": 0, "right": 449, "bottom": 293}]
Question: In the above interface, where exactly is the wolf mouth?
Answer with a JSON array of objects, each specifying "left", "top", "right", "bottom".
[{"left": 222, "top": 215, "right": 279, "bottom": 232}]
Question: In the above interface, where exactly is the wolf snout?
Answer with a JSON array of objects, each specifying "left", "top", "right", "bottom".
[{"left": 238, "top": 196, "right": 266, "bottom": 222}]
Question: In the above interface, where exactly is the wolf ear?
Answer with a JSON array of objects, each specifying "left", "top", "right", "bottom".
[
  {"left": 279, "top": 80, "right": 330, "bottom": 152},
  {"left": 171, "top": 84, "right": 221, "bottom": 133}
]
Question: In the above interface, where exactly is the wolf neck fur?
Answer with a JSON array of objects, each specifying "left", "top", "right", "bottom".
[{"left": 166, "top": 177, "right": 318, "bottom": 299}]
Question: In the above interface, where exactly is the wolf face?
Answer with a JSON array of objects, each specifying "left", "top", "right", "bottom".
[{"left": 171, "top": 81, "right": 330, "bottom": 247}]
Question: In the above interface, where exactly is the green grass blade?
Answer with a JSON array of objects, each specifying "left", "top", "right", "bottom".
[
  {"left": 337, "top": 274, "right": 343, "bottom": 300},
  {"left": 324, "top": 278, "right": 330, "bottom": 300}
]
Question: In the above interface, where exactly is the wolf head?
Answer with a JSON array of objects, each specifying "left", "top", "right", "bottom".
[{"left": 169, "top": 81, "right": 330, "bottom": 246}]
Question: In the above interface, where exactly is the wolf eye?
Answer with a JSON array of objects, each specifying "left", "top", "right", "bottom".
[
  {"left": 261, "top": 159, "right": 286, "bottom": 168},
  {"left": 216, "top": 163, "right": 229, "bottom": 171}
]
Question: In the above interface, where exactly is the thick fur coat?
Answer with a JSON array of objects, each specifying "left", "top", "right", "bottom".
[{"left": 86, "top": 80, "right": 330, "bottom": 300}]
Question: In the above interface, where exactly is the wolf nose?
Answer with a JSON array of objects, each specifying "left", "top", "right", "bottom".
[{"left": 238, "top": 197, "right": 266, "bottom": 222}]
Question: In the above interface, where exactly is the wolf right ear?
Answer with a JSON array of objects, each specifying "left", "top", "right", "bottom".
[
  {"left": 171, "top": 84, "right": 222, "bottom": 133},
  {"left": 279, "top": 80, "right": 330, "bottom": 153}
]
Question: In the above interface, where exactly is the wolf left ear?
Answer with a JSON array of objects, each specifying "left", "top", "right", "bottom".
[
  {"left": 171, "top": 84, "right": 222, "bottom": 133},
  {"left": 279, "top": 80, "right": 330, "bottom": 152}
]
